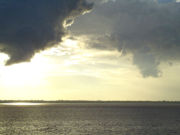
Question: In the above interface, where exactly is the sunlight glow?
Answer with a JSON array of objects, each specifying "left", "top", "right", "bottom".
[
  {"left": 0, "top": 38, "right": 82, "bottom": 89},
  {"left": 0, "top": 53, "right": 9, "bottom": 65},
  {"left": 63, "top": 38, "right": 78, "bottom": 48},
  {"left": 0, "top": 53, "right": 52, "bottom": 87}
]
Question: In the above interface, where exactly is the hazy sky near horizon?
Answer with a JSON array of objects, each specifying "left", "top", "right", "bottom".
[{"left": 0, "top": 0, "right": 180, "bottom": 101}]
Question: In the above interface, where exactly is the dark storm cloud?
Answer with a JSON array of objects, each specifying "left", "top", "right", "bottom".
[
  {"left": 0, "top": 0, "right": 93, "bottom": 65},
  {"left": 71, "top": 0, "right": 180, "bottom": 77}
]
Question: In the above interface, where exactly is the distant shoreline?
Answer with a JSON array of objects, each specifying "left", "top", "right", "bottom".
[{"left": 0, "top": 100, "right": 180, "bottom": 103}]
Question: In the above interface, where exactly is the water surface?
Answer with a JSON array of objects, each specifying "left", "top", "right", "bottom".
[{"left": 0, "top": 102, "right": 180, "bottom": 135}]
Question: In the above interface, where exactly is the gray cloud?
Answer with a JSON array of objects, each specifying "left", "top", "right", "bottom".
[
  {"left": 0, "top": 0, "right": 93, "bottom": 65},
  {"left": 70, "top": 0, "right": 180, "bottom": 77}
]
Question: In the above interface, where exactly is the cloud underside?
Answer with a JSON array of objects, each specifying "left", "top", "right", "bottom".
[
  {"left": 1, "top": 0, "right": 180, "bottom": 78},
  {"left": 71, "top": 0, "right": 180, "bottom": 77},
  {"left": 0, "top": 0, "right": 93, "bottom": 65}
]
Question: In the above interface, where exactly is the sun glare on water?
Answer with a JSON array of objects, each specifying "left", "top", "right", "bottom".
[{"left": 1, "top": 102, "right": 43, "bottom": 106}]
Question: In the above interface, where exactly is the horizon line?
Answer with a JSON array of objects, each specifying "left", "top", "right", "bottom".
[{"left": 0, "top": 100, "right": 180, "bottom": 103}]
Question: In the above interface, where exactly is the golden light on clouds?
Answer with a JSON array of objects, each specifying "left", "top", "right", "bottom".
[{"left": 0, "top": 37, "right": 180, "bottom": 101}]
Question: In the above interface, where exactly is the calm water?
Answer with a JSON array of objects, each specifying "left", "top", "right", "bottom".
[{"left": 0, "top": 102, "right": 180, "bottom": 135}]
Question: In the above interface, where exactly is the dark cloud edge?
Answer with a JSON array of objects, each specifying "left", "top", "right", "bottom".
[{"left": 0, "top": 0, "right": 93, "bottom": 66}]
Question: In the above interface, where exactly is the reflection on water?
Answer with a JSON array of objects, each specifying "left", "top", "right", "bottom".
[
  {"left": 0, "top": 102, "right": 44, "bottom": 106},
  {"left": 0, "top": 103, "right": 180, "bottom": 135}
]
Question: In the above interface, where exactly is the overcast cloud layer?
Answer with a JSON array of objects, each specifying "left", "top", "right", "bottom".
[
  {"left": 0, "top": 0, "right": 92, "bottom": 65},
  {"left": 71, "top": 0, "right": 180, "bottom": 77}
]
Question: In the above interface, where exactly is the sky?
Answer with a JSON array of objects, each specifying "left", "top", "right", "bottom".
[{"left": 0, "top": 0, "right": 180, "bottom": 101}]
